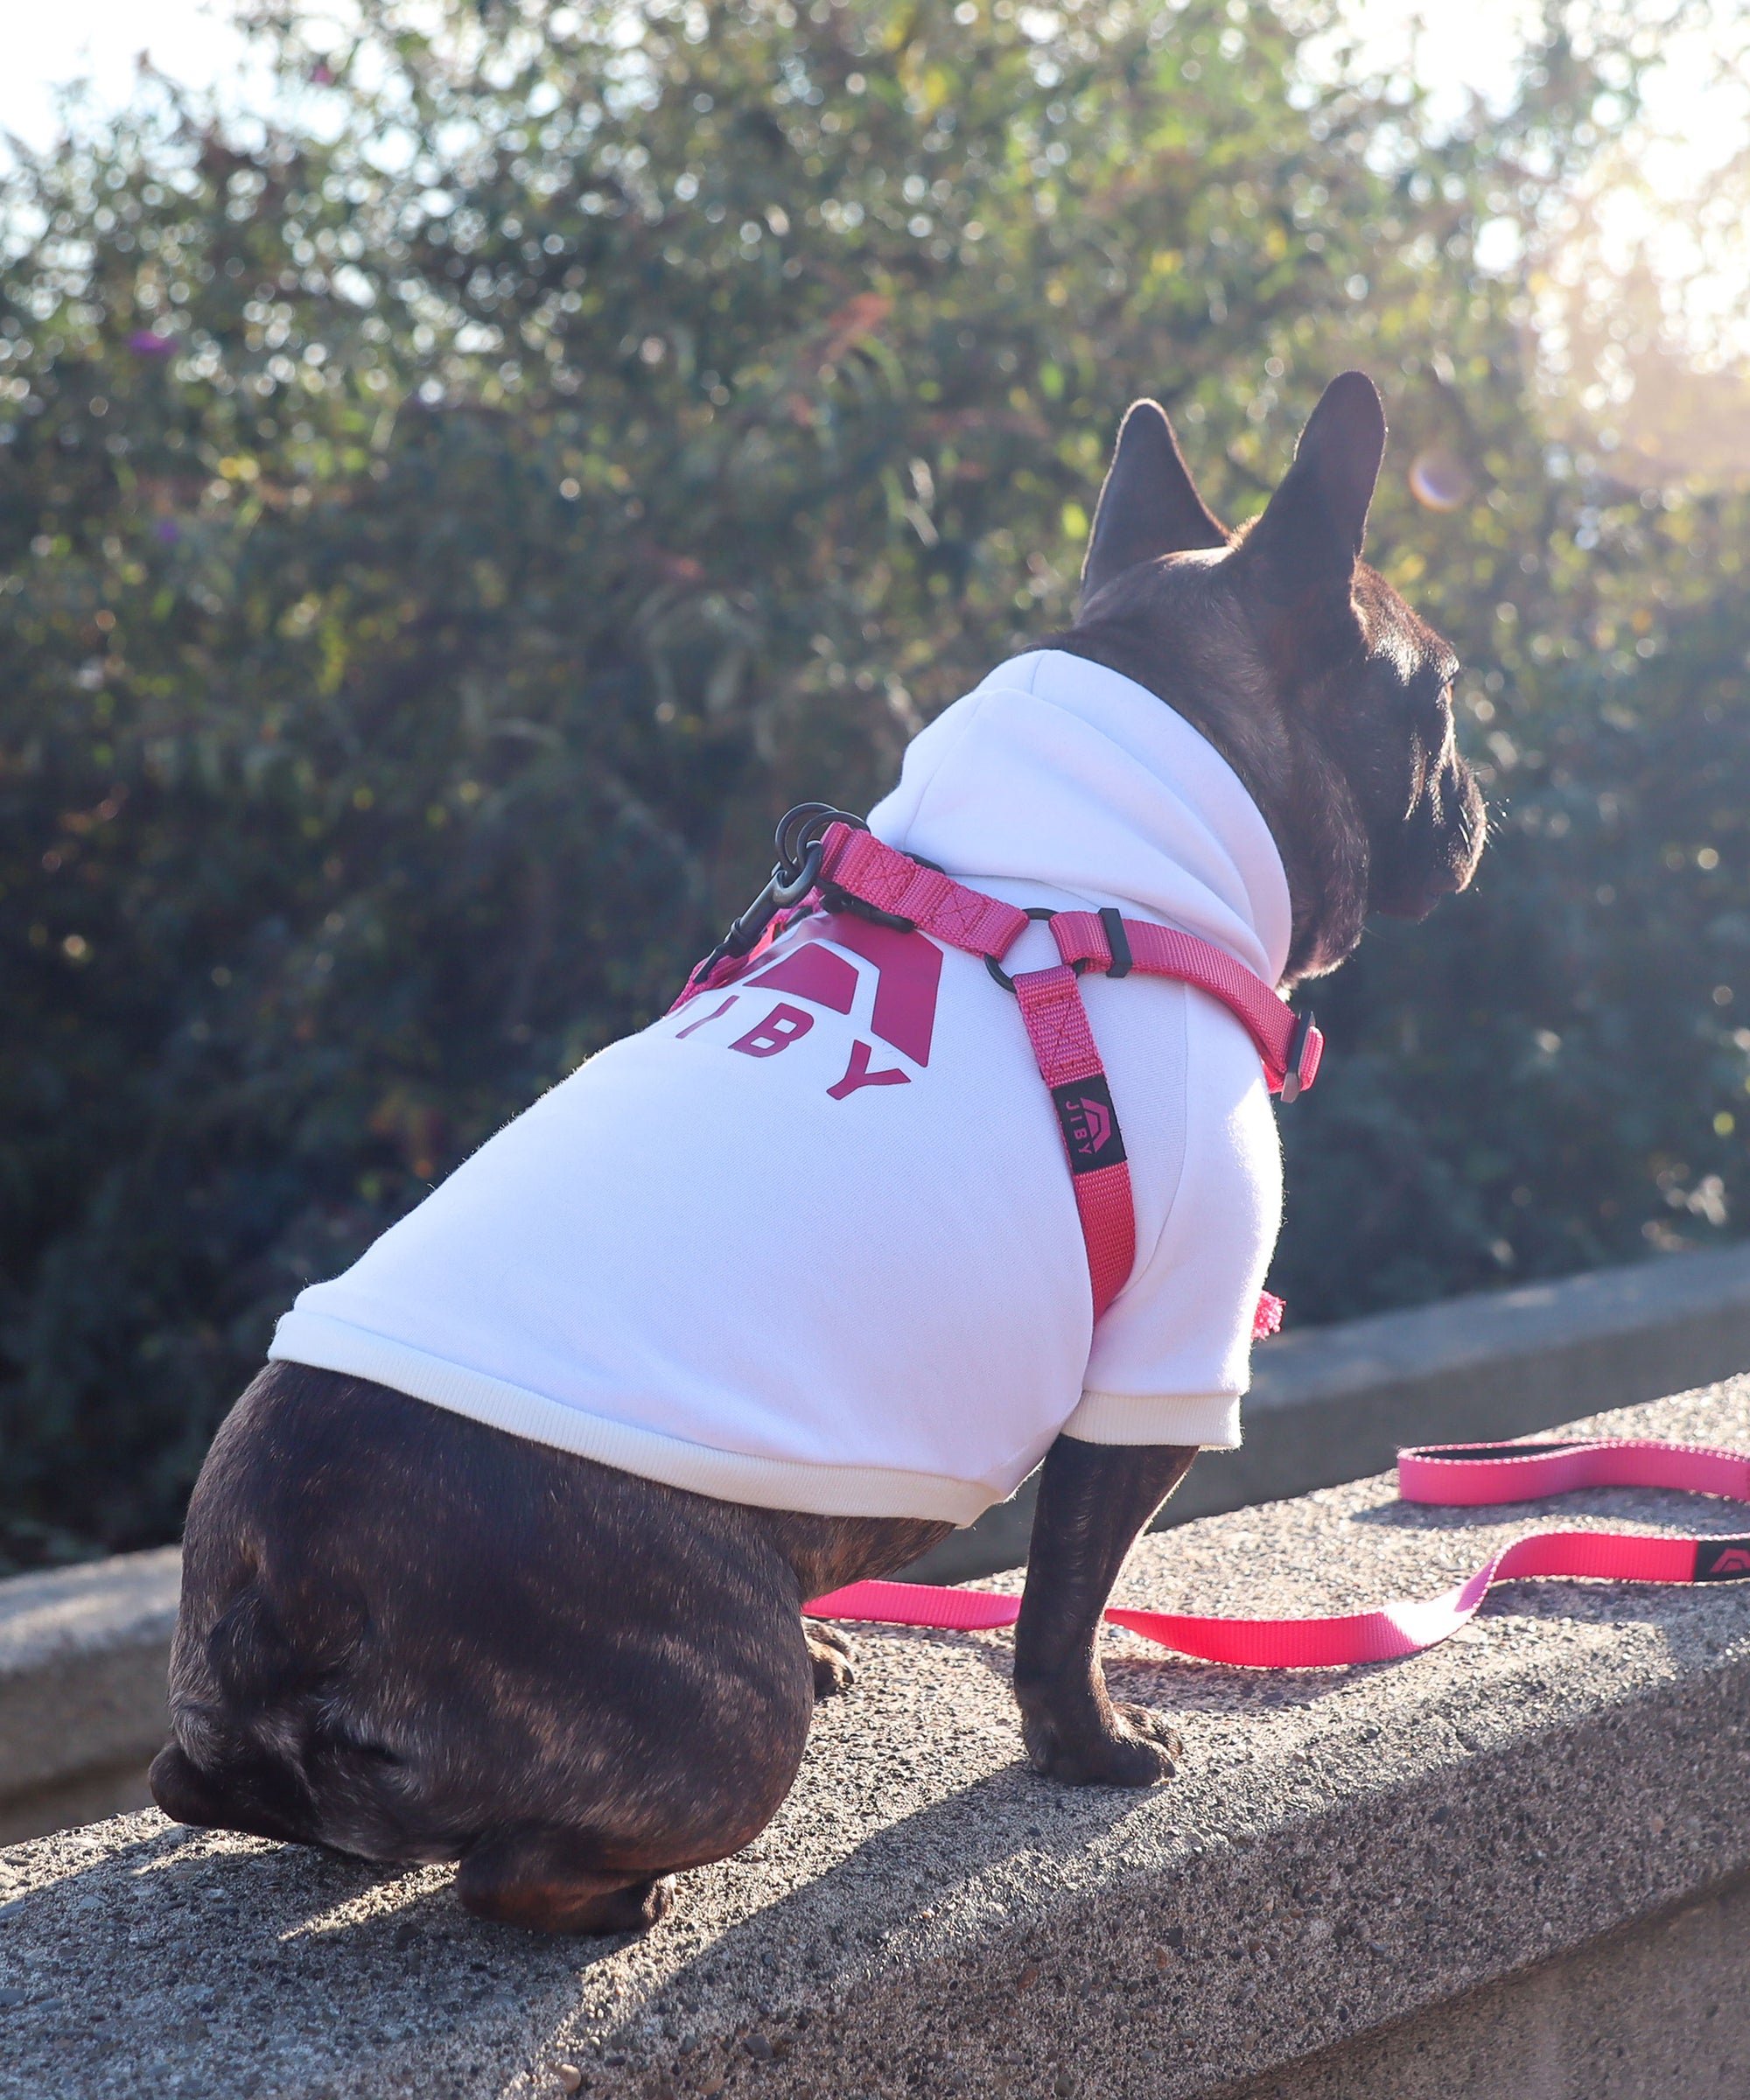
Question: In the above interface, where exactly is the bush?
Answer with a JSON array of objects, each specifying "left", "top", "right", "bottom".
[{"left": 2, "top": 0, "right": 1744, "bottom": 1565}]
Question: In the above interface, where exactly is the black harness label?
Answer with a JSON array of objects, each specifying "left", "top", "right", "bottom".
[
  {"left": 1694, "top": 1537, "right": 1750, "bottom": 1582},
  {"left": 1050, "top": 1075, "right": 1127, "bottom": 1176}
]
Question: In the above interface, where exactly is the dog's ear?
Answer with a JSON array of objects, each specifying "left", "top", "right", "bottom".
[
  {"left": 1080, "top": 399, "right": 1228, "bottom": 606},
  {"left": 1237, "top": 371, "right": 1386, "bottom": 611}
]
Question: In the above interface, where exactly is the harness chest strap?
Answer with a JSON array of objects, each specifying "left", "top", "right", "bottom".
[
  {"left": 675, "top": 820, "right": 1319, "bottom": 1326},
  {"left": 807, "top": 822, "right": 1320, "bottom": 1322}
]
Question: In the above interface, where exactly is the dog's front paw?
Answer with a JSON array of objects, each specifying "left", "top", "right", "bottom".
[
  {"left": 1023, "top": 1701, "right": 1183, "bottom": 1788},
  {"left": 803, "top": 1619, "right": 857, "bottom": 1698}
]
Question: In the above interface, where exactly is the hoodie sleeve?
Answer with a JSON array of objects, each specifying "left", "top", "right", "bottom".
[{"left": 1062, "top": 990, "right": 1284, "bottom": 1450}]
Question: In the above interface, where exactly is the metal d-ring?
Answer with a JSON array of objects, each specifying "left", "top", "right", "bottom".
[
  {"left": 718, "top": 803, "right": 866, "bottom": 956},
  {"left": 774, "top": 802, "right": 864, "bottom": 879},
  {"left": 983, "top": 907, "right": 1059, "bottom": 994}
]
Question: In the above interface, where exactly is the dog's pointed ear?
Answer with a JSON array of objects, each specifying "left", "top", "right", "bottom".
[
  {"left": 1080, "top": 399, "right": 1228, "bottom": 606},
  {"left": 1238, "top": 371, "right": 1386, "bottom": 606}
]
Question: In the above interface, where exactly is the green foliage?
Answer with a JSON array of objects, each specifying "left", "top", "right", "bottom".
[
  {"left": 1281, "top": 556, "right": 1750, "bottom": 1315},
  {"left": 1, "top": 0, "right": 1744, "bottom": 1565}
]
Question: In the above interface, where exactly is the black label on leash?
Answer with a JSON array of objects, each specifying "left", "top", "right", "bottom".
[
  {"left": 1051, "top": 1075, "right": 1127, "bottom": 1175},
  {"left": 1694, "top": 1537, "right": 1750, "bottom": 1582}
]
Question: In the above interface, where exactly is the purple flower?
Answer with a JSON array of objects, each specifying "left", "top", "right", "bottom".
[
  {"left": 154, "top": 520, "right": 180, "bottom": 543},
  {"left": 129, "top": 332, "right": 176, "bottom": 358}
]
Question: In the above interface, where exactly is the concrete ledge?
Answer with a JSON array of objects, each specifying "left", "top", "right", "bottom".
[
  {"left": 4, "top": 1380, "right": 1750, "bottom": 2098},
  {"left": 0, "top": 1550, "right": 178, "bottom": 1846},
  {"left": 908, "top": 1242, "right": 1750, "bottom": 1581},
  {"left": 1222, "top": 1874, "right": 1750, "bottom": 2099},
  {"left": 7, "top": 1246, "right": 1750, "bottom": 1844}
]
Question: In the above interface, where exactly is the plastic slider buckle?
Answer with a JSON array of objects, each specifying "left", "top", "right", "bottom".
[
  {"left": 1098, "top": 907, "right": 1132, "bottom": 978},
  {"left": 1278, "top": 1007, "right": 1318, "bottom": 1104}
]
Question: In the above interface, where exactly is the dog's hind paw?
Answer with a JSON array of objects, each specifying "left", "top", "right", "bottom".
[
  {"left": 457, "top": 1829, "right": 678, "bottom": 1935},
  {"left": 803, "top": 1620, "right": 858, "bottom": 1698}
]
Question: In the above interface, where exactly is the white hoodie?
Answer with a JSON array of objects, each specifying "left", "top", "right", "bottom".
[{"left": 269, "top": 650, "right": 1290, "bottom": 1524}]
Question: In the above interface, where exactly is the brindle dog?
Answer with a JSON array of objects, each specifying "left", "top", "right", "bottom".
[{"left": 152, "top": 372, "right": 1484, "bottom": 1934}]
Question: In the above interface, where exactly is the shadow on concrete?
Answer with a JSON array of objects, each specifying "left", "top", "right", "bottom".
[
  {"left": 842, "top": 1618, "right": 1386, "bottom": 1721},
  {"left": 642, "top": 1754, "right": 1143, "bottom": 2014}
]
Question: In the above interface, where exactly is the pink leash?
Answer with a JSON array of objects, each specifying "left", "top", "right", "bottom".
[{"left": 804, "top": 1438, "right": 1750, "bottom": 1667}]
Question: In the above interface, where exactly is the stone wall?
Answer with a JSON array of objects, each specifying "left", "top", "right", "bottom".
[{"left": 0, "top": 1550, "right": 177, "bottom": 1846}]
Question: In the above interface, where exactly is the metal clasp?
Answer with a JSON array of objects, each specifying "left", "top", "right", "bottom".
[
  {"left": 698, "top": 804, "right": 867, "bottom": 981},
  {"left": 983, "top": 907, "right": 1060, "bottom": 993}
]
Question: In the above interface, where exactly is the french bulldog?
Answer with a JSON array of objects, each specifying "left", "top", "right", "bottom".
[{"left": 150, "top": 371, "right": 1484, "bottom": 1933}]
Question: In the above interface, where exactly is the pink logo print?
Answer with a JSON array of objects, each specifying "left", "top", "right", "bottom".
[
  {"left": 734, "top": 913, "right": 943, "bottom": 1103},
  {"left": 820, "top": 914, "right": 942, "bottom": 1067},
  {"left": 674, "top": 993, "right": 738, "bottom": 1040},
  {"left": 828, "top": 1040, "right": 911, "bottom": 1101},
  {"left": 1706, "top": 1546, "right": 1750, "bottom": 1575},
  {"left": 1064, "top": 1095, "right": 1111, "bottom": 1158},
  {"left": 752, "top": 914, "right": 942, "bottom": 1067},
  {"left": 746, "top": 942, "right": 858, "bottom": 1015},
  {"left": 730, "top": 1003, "right": 816, "bottom": 1059}
]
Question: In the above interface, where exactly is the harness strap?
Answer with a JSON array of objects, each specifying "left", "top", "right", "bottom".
[
  {"left": 675, "top": 817, "right": 1319, "bottom": 1325},
  {"left": 1012, "top": 963, "right": 1136, "bottom": 1320},
  {"left": 1047, "top": 910, "right": 1323, "bottom": 1097},
  {"left": 812, "top": 826, "right": 1321, "bottom": 1098},
  {"left": 810, "top": 822, "right": 1318, "bottom": 1316},
  {"left": 819, "top": 826, "right": 1032, "bottom": 958}
]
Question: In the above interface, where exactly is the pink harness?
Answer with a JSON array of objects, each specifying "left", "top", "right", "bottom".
[
  {"left": 675, "top": 805, "right": 1322, "bottom": 1329},
  {"left": 676, "top": 809, "right": 1750, "bottom": 1664}
]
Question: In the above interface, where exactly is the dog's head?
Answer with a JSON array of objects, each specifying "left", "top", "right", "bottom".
[{"left": 1060, "top": 372, "right": 1485, "bottom": 984}]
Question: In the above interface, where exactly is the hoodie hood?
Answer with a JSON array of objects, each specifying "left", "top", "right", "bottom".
[{"left": 867, "top": 648, "right": 1292, "bottom": 987}]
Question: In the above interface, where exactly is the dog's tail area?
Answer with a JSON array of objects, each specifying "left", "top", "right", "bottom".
[
  {"left": 153, "top": 1567, "right": 682, "bottom": 1931},
  {"left": 152, "top": 1363, "right": 461, "bottom": 1862},
  {"left": 151, "top": 1361, "right": 810, "bottom": 1932},
  {"left": 152, "top": 1558, "right": 402, "bottom": 1855}
]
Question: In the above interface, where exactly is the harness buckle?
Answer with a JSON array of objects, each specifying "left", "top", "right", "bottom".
[
  {"left": 1278, "top": 1006, "right": 1319, "bottom": 1104},
  {"left": 820, "top": 886, "right": 920, "bottom": 934}
]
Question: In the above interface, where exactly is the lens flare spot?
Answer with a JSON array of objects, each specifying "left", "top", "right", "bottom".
[{"left": 1409, "top": 445, "right": 1474, "bottom": 512}]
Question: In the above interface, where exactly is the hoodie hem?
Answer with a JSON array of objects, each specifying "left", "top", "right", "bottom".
[
  {"left": 269, "top": 1309, "right": 999, "bottom": 1523},
  {"left": 1061, "top": 1387, "right": 1243, "bottom": 1449}
]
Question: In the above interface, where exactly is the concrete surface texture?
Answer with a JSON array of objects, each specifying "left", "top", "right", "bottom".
[
  {"left": 1221, "top": 1875, "right": 1750, "bottom": 2100},
  {"left": 4, "top": 1382, "right": 1750, "bottom": 2099}
]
